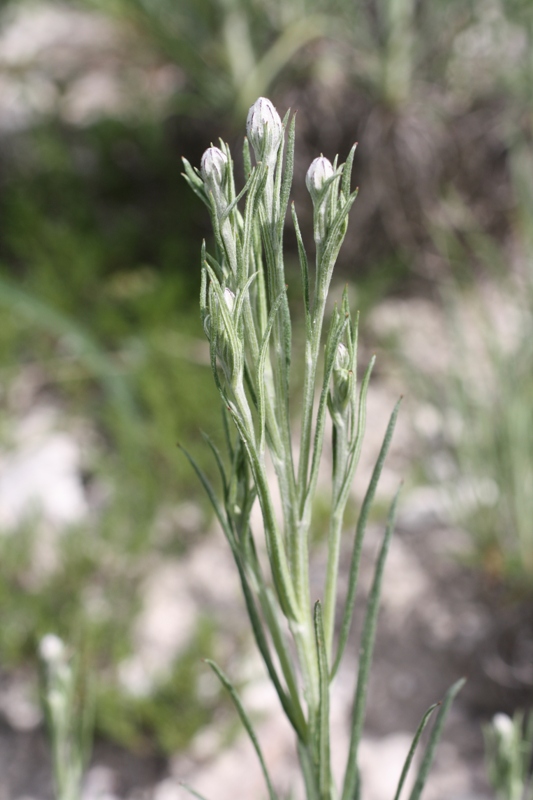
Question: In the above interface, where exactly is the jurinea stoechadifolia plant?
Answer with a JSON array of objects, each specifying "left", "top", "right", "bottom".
[
  {"left": 182, "top": 97, "right": 463, "bottom": 800},
  {"left": 39, "top": 634, "right": 91, "bottom": 800}
]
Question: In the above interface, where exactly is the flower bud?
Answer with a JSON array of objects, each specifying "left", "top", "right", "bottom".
[
  {"left": 39, "top": 633, "right": 66, "bottom": 665},
  {"left": 330, "top": 342, "right": 352, "bottom": 414},
  {"left": 201, "top": 146, "right": 228, "bottom": 193},
  {"left": 306, "top": 156, "right": 334, "bottom": 203},
  {"left": 246, "top": 97, "right": 283, "bottom": 166}
]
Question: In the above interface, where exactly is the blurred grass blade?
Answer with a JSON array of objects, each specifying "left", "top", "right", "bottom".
[
  {"left": 205, "top": 659, "right": 278, "bottom": 800},
  {"left": 179, "top": 782, "right": 212, "bottom": 800},
  {"left": 0, "top": 275, "right": 137, "bottom": 420},
  {"left": 332, "top": 398, "right": 401, "bottom": 679},
  {"left": 341, "top": 487, "right": 401, "bottom": 800},
  {"left": 392, "top": 703, "right": 439, "bottom": 800},
  {"left": 178, "top": 444, "right": 236, "bottom": 549},
  {"left": 407, "top": 678, "right": 466, "bottom": 800},
  {"left": 314, "top": 601, "right": 331, "bottom": 800}
]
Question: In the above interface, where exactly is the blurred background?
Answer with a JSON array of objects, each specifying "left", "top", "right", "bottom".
[{"left": 0, "top": 0, "right": 532, "bottom": 797}]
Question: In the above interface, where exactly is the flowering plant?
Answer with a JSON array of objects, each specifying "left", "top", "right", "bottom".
[{"left": 183, "top": 97, "right": 463, "bottom": 800}]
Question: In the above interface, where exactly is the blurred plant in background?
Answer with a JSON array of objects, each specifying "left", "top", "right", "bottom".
[
  {"left": 484, "top": 711, "right": 533, "bottom": 800},
  {"left": 39, "top": 634, "right": 91, "bottom": 800}
]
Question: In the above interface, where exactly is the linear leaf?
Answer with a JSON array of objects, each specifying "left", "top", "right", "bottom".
[
  {"left": 340, "top": 144, "right": 357, "bottom": 202},
  {"left": 341, "top": 488, "right": 401, "bottom": 800},
  {"left": 205, "top": 660, "right": 278, "bottom": 800},
  {"left": 257, "top": 288, "right": 286, "bottom": 451},
  {"left": 314, "top": 601, "right": 331, "bottom": 800},
  {"left": 179, "top": 783, "right": 212, "bottom": 800},
  {"left": 332, "top": 397, "right": 401, "bottom": 679},
  {"left": 407, "top": 678, "right": 466, "bottom": 800},
  {"left": 178, "top": 444, "right": 236, "bottom": 550},
  {"left": 304, "top": 312, "right": 349, "bottom": 509},
  {"left": 233, "top": 553, "right": 305, "bottom": 739},
  {"left": 292, "top": 203, "right": 311, "bottom": 326},
  {"left": 392, "top": 703, "right": 439, "bottom": 800},
  {"left": 278, "top": 114, "right": 296, "bottom": 240},
  {"left": 200, "top": 431, "right": 229, "bottom": 502}
]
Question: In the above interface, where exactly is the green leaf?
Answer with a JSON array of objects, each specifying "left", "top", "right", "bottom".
[
  {"left": 314, "top": 601, "right": 331, "bottom": 800},
  {"left": 201, "top": 431, "right": 229, "bottom": 503},
  {"left": 205, "top": 660, "right": 278, "bottom": 800},
  {"left": 278, "top": 114, "right": 296, "bottom": 241},
  {"left": 341, "top": 487, "right": 401, "bottom": 800},
  {"left": 304, "top": 310, "right": 349, "bottom": 509},
  {"left": 332, "top": 396, "right": 401, "bottom": 679},
  {"left": 340, "top": 144, "right": 358, "bottom": 202},
  {"left": 181, "top": 158, "right": 207, "bottom": 205},
  {"left": 407, "top": 678, "right": 466, "bottom": 800},
  {"left": 234, "top": 552, "right": 306, "bottom": 740},
  {"left": 179, "top": 444, "right": 236, "bottom": 550},
  {"left": 392, "top": 703, "right": 439, "bottom": 800},
  {"left": 257, "top": 288, "right": 286, "bottom": 452},
  {"left": 292, "top": 203, "right": 311, "bottom": 326}
]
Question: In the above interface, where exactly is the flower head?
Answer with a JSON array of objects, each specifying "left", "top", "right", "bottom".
[
  {"left": 330, "top": 342, "right": 352, "bottom": 414},
  {"left": 246, "top": 97, "right": 283, "bottom": 167},
  {"left": 306, "top": 156, "right": 334, "bottom": 203},
  {"left": 201, "top": 147, "right": 228, "bottom": 193}
]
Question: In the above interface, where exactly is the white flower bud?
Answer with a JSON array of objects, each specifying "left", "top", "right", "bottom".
[
  {"left": 306, "top": 156, "right": 334, "bottom": 201},
  {"left": 201, "top": 147, "right": 228, "bottom": 192},
  {"left": 492, "top": 713, "right": 514, "bottom": 739},
  {"left": 246, "top": 97, "right": 283, "bottom": 166},
  {"left": 39, "top": 634, "right": 66, "bottom": 665}
]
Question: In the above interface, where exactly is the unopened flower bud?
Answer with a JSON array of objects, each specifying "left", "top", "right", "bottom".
[
  {"left": 330, "top": 342, "right": 352, "bottom": 414},
  {"left": 201, "top": 147, "right": 228, "bottom": 193},
  {"left": 246, "top": 97, "right": 283, "bottom": 167},
  {"left": 492, "top": 713, "right": 514, "bottom": 739},
  {"left": 39, "top": 634, "right": 66, "bottom": 665},
  {"left": 306, "top": 156, "right": 334, "bottom": 203}
]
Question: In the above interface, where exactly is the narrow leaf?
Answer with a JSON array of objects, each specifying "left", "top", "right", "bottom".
[
  {"left": 205, "top": 660, "right": 278, "bottom": 800},
  {"left": 179, "top": 444, "right": 235, "bottom": 550},
  {"left": 340, "top": 144, "right": 357, "bottom": 202},
  {"left": 392, "top": 703, "right": 439, "bottom": 800},
  {"left": 257, "top": 289, "right": 286, "bottom": 451},
  {"left": 332, "top": 397, "right": 401, "bottom": 679},
  {"left": 179, "top": 783, "right": 212, "bottom": 800},
  {"left": 201, "top": 431, "right": 229, "bottom": 502},
  {"left": 278, "top": 114, "right": 296, "bottom": 240},
  {"left": 341, "top": 488, "right": 401, "bottom": 800},
  {"left": 407, "top": 678, "right": 466, "bottom": 800},
  {"left": 292, "top": 203, "right": 311, "bottom": 325},
  {"left": 234, "top": 554, "right": 305, "bottom": 739},
  {"left": 314, "top": 601, "right": 331, "bottom": 800}
]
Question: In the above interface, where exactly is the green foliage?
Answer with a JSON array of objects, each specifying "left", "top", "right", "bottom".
[
  {"left": 185, "top": 96, "right": 460, "bottom": 800},
  {"left": 485, "top": 712, "right": 533, "bottom": 800},
  {"left": 0, "top": 118, "right": 222, "bottom": 752},
  {"left": 96, "top": 621, "right": 220, "bottom": 755}
]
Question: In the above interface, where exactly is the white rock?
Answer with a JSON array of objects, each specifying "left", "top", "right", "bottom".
[{"left": 0, "top": 409, "right": 87, "bottom": 529}]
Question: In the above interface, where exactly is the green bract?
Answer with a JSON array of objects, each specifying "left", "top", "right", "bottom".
[{"left": 182, "top": 97, "right": 462, "bottom": 800}]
